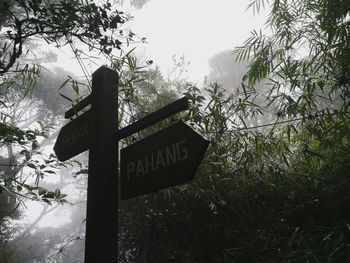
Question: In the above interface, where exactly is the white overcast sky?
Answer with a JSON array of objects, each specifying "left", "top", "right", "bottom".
[
  {"left": 130, "top": 0, "right": 268, "bottom": 83},
  {"left": 53, "top": 0, "right": 268, "bottom": 84}
]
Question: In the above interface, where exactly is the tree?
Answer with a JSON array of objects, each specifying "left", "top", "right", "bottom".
[
  {"left": 0, "top": 0, "right": 135, "bottom": 261},
  {"left": 236, "top": 0, "right": 350, "bottom": 116},
  {"left": 207, "top": 50, "right": 276, "bottom": 127},
  {"left": 0, "top": 0, "right": 134, "bottom": 194},
  {"left": 117, "top": 1, "right": 350, "bottom": 262},
  {"left": 208, "top": 50, "right": 248, "bottom": 92}
]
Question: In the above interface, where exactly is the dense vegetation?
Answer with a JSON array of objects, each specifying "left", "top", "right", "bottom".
[
  {"left": 118, "top": 0, "right": 350, "bottom": 262},
  {"left": 1, "top": 0, "right": 350, "bottom": 262},
  {"left": 0, "top": 0, "right": 134, "bottom": 261}
]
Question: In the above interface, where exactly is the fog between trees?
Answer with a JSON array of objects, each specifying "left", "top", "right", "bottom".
[{"left": 2, "top": 0, "right": 350, "bottom": 262}]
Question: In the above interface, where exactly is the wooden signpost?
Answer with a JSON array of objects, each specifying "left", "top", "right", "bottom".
[
  {"left": 54, "top": 97, "right": 189, "bottom": 161},
  {"left": 120, "top": 121, "right": 209, "bottom": 199},
  {"left": 54, "top": 110, "right": 90, "bottom": 162},
  {"left": 84, "top": 67, "right": 118, "bottom": 263},
  {"left": 53, "top": 66, "right": 209, "bottom": 263}
]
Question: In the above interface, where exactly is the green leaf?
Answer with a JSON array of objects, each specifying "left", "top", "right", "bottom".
[
  {"left": 32, "top": 141, "right": 39, "bottom": 150},
  {"left": 58, "top": 93, "right": 73, "bottom": 102},
  {"left": 27, "top": 163, "right": 36, "bottom": 169},
  {"left": 43, "top": 170, "right": 56, "bottom": 174}
]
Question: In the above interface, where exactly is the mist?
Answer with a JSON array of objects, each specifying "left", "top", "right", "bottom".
[{"left": 3, "top": 0, "right": 348, "bottom": 262}]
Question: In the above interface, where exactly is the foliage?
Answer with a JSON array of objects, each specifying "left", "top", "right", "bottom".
[
  {"left": 119, "top": 77, "right": 350, "bottom": 263},
  {"left": 0, "top": 192, "right": 17, "bottom": 263},
  {"left": 118, "top": 0, "right": 350, "bottom": 262},
  {"left": 0, "top": 0, "right": 133, "bottom": 74},
  {"left": 0, "top": 0, "right": 135, "bottom": 261},
  {"left": 236, "top": 0, "right": 350, "bottom": 116},
  {"left": 1, "top": 0, "right": 348, "bottom": 261}
]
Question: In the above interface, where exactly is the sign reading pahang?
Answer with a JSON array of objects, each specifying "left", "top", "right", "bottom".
[
  {"left": 120, "top": 121, "right": 209, "bottom": 199},
  {"left": 54, "top": 110, "right": 90, "bottom": 162}
]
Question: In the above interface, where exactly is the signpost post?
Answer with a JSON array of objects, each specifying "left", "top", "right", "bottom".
[
  {"left": 84, "top": 66, "right": 118, "bottom": 263},
  {"left": 53, "top": 66, "right": 209, "bottom": 263}
]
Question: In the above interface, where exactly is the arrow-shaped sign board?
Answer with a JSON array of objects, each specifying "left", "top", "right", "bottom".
[
  {"left": 54, "top": 110, "right": 90, "bottom": 162},
  {"left": 54, "top": 97, "right": 189, "bottom": 162},
  {"left": 120, "top": 121, "right": 209, "bottom": 199}
]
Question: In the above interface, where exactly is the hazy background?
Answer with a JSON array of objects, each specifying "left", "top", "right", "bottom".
[{"left": 9, "top": 0, "right": 268, "bottom": 261}]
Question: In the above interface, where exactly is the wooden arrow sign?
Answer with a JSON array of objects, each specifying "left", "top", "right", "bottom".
[
  {"left": 54, "top": 110, "right": 90, "bottom": 161},
  {"left": 54, "top": 97, "right": 189, "bottom": 162},
  {"left": 120, "top": 121, "right": 209, "bottom": 199}
]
